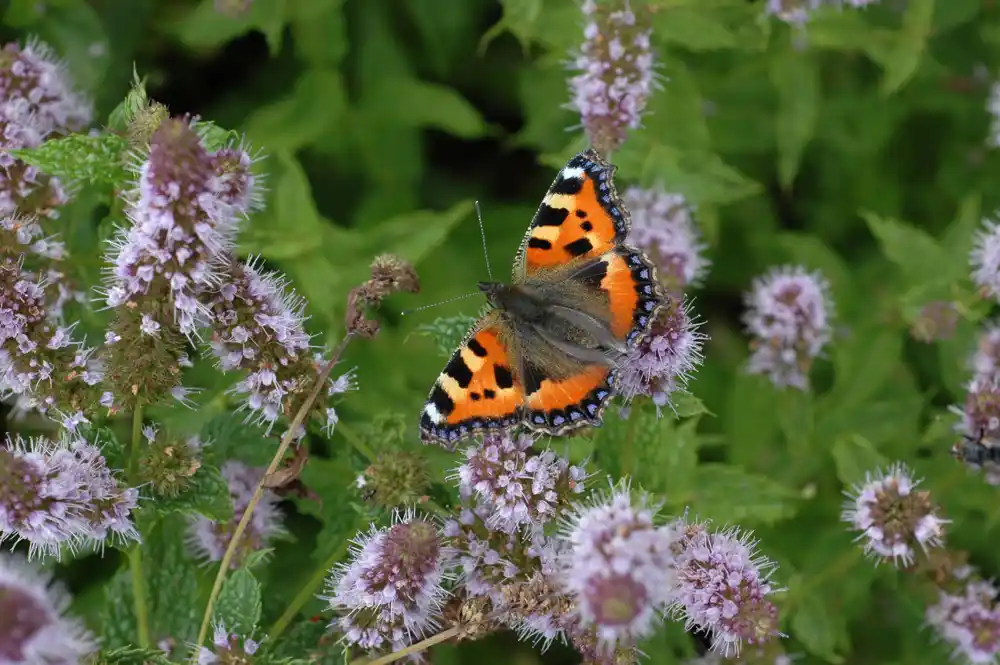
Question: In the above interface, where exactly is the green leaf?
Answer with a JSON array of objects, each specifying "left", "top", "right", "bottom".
[
  {"left": 366, "top": 78, "right": 489, "bottom": 139},
  {"left": 671, "top": 391, "right": 713, "bottom": 418},
  {"left": 831, "top": 434, "right": 888, "bottom": 487},
  {"left": 202, "top": 413, "right": 277, "bottom": 467},
  {"left": 654, "top": 7, "right": 738, "bottom": 51},
  {"left": 770, "top": 49, "right": 820, "bottom": 188},
  {"left": 12, "top": 133, "right": 128, "bottom": 187},
  {"left": 100, "top": 570, "right": 137, "bottom": 649},
  {"left": 791, "top": 589, "right": 848, "bottom": 663},
  {"left": 480, "top": 0, "right": 543, "bottom": 52},
  {"left": 862, "top": 211, "right": 949, "bottom": 285},
  {"left": 145, "top": 516, "right": 203, "bottom": 644},
  {"left": 618, "top": 143, "right": 761, "bottom": 205},
  {"left": 148, "top": 464, "right": 234, "bottom": 522},
  {"left": 93, "top": 647, "right": 173, "bottom": 665},
  {"left": 680, "top": 464, "right": 799, "bottom": 525},
  {"left": 171, "top": 0, "right": 287, "bottom": 55},
  {"left": 195, "top": 121, "right": 243, "bottom": 153},
  {"left": 288, "top": 0, "right": 347, "bottom": 66},
  {"left": 214, "top": 568, "right": 262, "bottom": 635},
  {"left": 107, "top": 66, "right": 149, "bottom": 131},
  {"left": 414, "top": 315, "right": 479, "bottom": 357},
  {"left": 245, "top": 69, "right": 346, "bottom": 152},
  {"left": 879, "top": 0, "right": 935, "bottom": 95},
  {"left": 292, "top": 455, "right": 359, "bottom": 565}
]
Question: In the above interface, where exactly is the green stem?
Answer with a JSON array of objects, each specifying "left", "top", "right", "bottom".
[
  {"left": 267, "top": 539, "right": 351, "bottom": 642},
  {"left": 128, "top": 405, "right": 151, "bottom": 648},
  {"left": 337, "top": 421, "right": 377, "bottom": 461},
  {"left": 191, "top": 334, "right": 354, "bottom": 659},
  {"left": 349, "top": 626, "right": 462, "bottom": 665}
]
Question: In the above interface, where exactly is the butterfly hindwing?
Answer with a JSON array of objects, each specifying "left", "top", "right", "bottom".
[
  {"left": 515, "top": 149, "right": 629, "bottom": 278},
  {"left": 419, "top": 316, "right": 525, "bottom": 446}
]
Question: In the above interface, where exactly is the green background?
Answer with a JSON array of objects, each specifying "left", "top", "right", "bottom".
[{"left": 5, "top": 0, "right": 1000, "bottom": 663}]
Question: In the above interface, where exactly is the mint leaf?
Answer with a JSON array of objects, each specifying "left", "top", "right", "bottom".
[
  {"left": 12, "top": 133, "right": 128, "bottom": 187},
  {"left": 214, "top": 568, "right": 262, "bottom": 635}
]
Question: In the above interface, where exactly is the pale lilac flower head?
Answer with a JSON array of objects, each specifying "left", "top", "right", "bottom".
[
  {"left": 841, "top": 463, "right": 947, "bottom": 567},
  {"left": 742, "top": 265, "right": 833, "bottom": 390},
  {"left": 186, "top": 460, "right": 285, "bottom": 568},
  {"left": 455, "top": 433, "right": 587, "bottom": 533},
  {"left": 209, "top": 146, "right": 264, "bottom": 217},
  {"left": 988, "top": 81, "right": 1000, "bottom": 149},
  {"left": 567, "top": 0, "right": 655, "bottom": 154},
  {"left": 0, "top": 554, "right": 97, "bottom": 665},
  {"left": 0, "top": 433, "right": 139, "bottom": 558},
  {"left": 926, "top": 566, "right": 1000, "bottom": 664},
  {"left": 957, "top": 374, "right": 1000, "bottom": 443},
  {"left": 0, "top": 102, "right": 68, "bottom": 220},
  {"left": 0, "top": 39, "right": 92, "bottom": 134},
  {"left": 623, "top": 187, "right": 709, "bottom": 292},
  {"left": 558, "top": 483, "right": 677, "bottom": 652},
  {"left": 669, "top": 522, "right": 781, "bottom": 655},
  {"left": 196, "top": 621, "right": 260, "bottom": 665},
  {"left": 972, "top": 321, "right": 1000, "bottom": 383},
  {"left": 324, "top": 510, "right": 452, "bottom": 654},
  {"left": 106, "top": 118, "right": 243, "bottom": 334},
  {"left": 615, "top": 294, "right": 705, "bottom": 410},
  {"left": 971, "top": 217, "right": 1000, "bottom": 303},
  {"left": 764, "top": 0, "right": 823, "bottom": 24}
]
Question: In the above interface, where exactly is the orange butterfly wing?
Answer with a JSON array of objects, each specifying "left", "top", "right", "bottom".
[{"left": 419, "top": 318, "right": 525, "bottom": 447}]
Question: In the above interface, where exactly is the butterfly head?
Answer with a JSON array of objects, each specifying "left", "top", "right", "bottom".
[{"left": 478, "top": 281, "right": 514, "bottom": 309}]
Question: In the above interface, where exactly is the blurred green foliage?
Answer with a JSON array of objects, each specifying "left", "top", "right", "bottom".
[{"left": 8, "top": 0, "right": 1000, "bottom": 663}]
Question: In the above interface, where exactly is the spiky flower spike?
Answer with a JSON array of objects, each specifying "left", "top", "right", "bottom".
[
  {"left": 669, "top": 521, "right": 781, "bottom": 656},
  {"left": 323, "top": 511, "right": 452, "bottom": 655},
  {"left": 742, "top": 265, "right": 833, "bottom": 390},
  {"left": 559, "top": 483, "right": 677, "bottom": 653},
  {"left": 196, "top": 621, "right": 261, "bottom": 665},
  {"left": 187, "top": 460, "right": 285, "bottom": 568},
  {"left": 0, "top": 554, "right": 97, "bottom": 665},
  {"left": 615, "top": 294, "right": 705, "bottom": 411},
  {"left": 455, "top": 432, "right": 587, "bottom": 534},
  {"left": 623, "top": 187, "right": 709, "bottom": 294},
  {"left": 972, "top": 320, "right": 1000, "bottom": 383},
  {"left": 0, "top": 251, "right": 102, "bottom": 426},
  {"left": 972, "top": 216, "right": 1000, "bottom": 304},
  {"left": 0, "top": 100, "right": 69, "bottom": 222},
  {"left": 137, "top": 425, "right": 202, "bottom": 498},
  {"left": 0, "top": 433, "right": 139, "bottom": 558},
  {"left": 957, "top": 374, "right": 1000, "bottom": 443},
  {"left": 926, "top": 565, "right": 1000, "bottom": 664},
  {"left": 567, "top": 0, "right": 655, "bottom": 155},
  {"left": 0, "top": 40, "right": 91, "bottom": 134},
  {"left": 841, "top": 463, "right": 947, "bottom": 567}
]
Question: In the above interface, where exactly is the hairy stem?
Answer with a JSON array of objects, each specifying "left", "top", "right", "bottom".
[
  {"left": 192, "top": 333, "right": 354, "bottom": 657},
  {"left": 349, "top": 626, "right": 462, "bottom": 665},
  {"left": 128, "top": 405, "right": 151, "bottom": 648},
  {"left": 267, "top": 538, "right": 351, "bottom": 642}
]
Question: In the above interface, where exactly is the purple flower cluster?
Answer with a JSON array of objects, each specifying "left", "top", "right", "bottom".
[
  {"left": 0, "top": 433, "right": 139, "bottom": 558},
  {"left": 196, "top": 622, "right": 261, "bottom": 665},
  {"left": 971, "top": 217, "right": 1000, "bottom": 303},
  {"left": 0, "top": 554, "right": 97, "bottom": 665},
  {"left": 764, "top": 0, "right": 878, "bottom": 24},
  {"left": 926, "top": 566, "right": 1000, "bottom": 663},
  {"left": 186, "top": 460, "right": 285, "bottom": 567},
  {"left": 615, "top": 294, "right": 705, "bottom": 410},
  {"left": 742, "top": 265, "right": 833, "bottom": 390},
  {"left": 455, "top": 433, "right": 587, "bottom": 533},
  {"left": 841, "top": 463, "right": 947, "bottom": 567},
  {"left": 324, "top": 511, "right": 452, "bottom": 655},
  {"left": 567, "top": 0, "right": 655, "bottom": 154},
  {"left": 624, "top": 186, "right": 710, "bottom": 294}
]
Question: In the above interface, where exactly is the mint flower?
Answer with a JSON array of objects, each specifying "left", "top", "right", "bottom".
[
  {"left": 0, "top": 39, "right": 91, "bottom": 134},
  {"left": 324, "top": 511, "right": 453, "bottom": 655},
  {"left": 841, "top": 463, "right": 947, "bottom": 567},
  {"left": 743, "top": 265, "right": 833, "bottom": 390},
  {"left": 988, "top": 81, "right": 1000, "bottom": 149},
  {"left": 186, "top": 460, "right": 285, "bottom": 568},
  {"left": 558, "top": 484, "right": 677, "bottom": 652},
  {"left": 0, "top": 554, "right": 97, "bottom": 665},
  {"left": 669, "top": 522, "right": 781, "bottom": 655},
  {"left": 567, "top": 0, "right": 655, "bottom": 154},
  {"left": 615, "top": 294, "right": 705, "bottom": 410},
  {"left": 765, "top": 0, "right": 823, "bottom": 23},
  {"left": 196, "top": 622, "right": 261, "bottom": 665},
  {"left": 0, "top": 101, "right": 68, "bottom": 221},
  {"left": 623, "top": 187, "right": 709, "bottom": 293},
  {"left": 957, "top": 374, "right": 1000, "bottom": 443},
  {"left": 972, "top": 217, "right": 1000, "bottom": 303},
  {"left": 972, "top": 321, "right": 1000, "bottom": 382},
  {"left": 455, "top": 433, "right": 587, "bottom": 533},
  {"left": 926, "top": 566, "right": 1000, "bottom": 664},
  {"left": 0, "top": 433, "right": 139, "bottom": 558}
]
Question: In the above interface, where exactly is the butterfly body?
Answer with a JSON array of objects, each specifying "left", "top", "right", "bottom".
[{"left": 420, "top": 150, "right": 665, "bottom": 447}]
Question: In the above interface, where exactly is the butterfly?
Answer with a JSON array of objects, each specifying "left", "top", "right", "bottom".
[{"left": 419, "top": 149, "right": 665, "bottom": 447}]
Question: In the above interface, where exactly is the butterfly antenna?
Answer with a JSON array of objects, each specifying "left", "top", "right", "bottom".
[
  {"left": 475, "top": 200, "right": 494, "bottom": 280},
  {"left": 400, "top": 291, "right": 480, "bottom": 316}
]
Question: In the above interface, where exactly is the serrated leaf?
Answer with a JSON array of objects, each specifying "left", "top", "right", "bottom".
[
  {"left": 880, "top": 0, "right": 935, "bottom": 95},
  {"left": 172, "top": 0, "right": 287, "bottom": 55},
  {"left": 214, "top": 568, "right": 262, "bottom": 635},
  {"left": 145, "top": 516, "right": 202, "bottom": 644},
  {"left": 107, "top": 67, "right": 150, "bottom": 131},
  {"left": 149, "top": 464, "right": 234, "bottom": 522},
  {"left": 770, "top": 50, "right": 820, "bottom": 188},
  {"left": 831, "top": 434, "right": 888, "bottom": 487},
  {"left": 366, "top": 78, "right": 489, "bottom": 139},
  {"left": 202, "top": 414, "right": 277, "bottom": 467},
  {"left": 862, "top": 211, "right": 949, "bottom": 285},
  {"left": 12, "top": 133, "right": 128, "bottom": 187},
  {"left": 414, "top": 315, "right": 479, "bottom": 357},
  {"left": 671, "top": 391, "right": 712, "bottom": 418},
  {"left": 93, "top": 647, "right": 173, "bottom": 665},
  {"left": 680, "top": 464, "right": 798, "bottom": 525},
  {"left": 195, "top": 121, "right": 242, "bottom": 152},
  {"left": 100, "top": 570, "right": 137, "bottom": 649},
  {"left": 245, "top": 69, "right": 346, "bottom": 151}
]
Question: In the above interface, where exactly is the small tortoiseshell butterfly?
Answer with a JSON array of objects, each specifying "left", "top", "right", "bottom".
[{"left": 419, "top": 149, "right": 665, "bottom": 447}]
